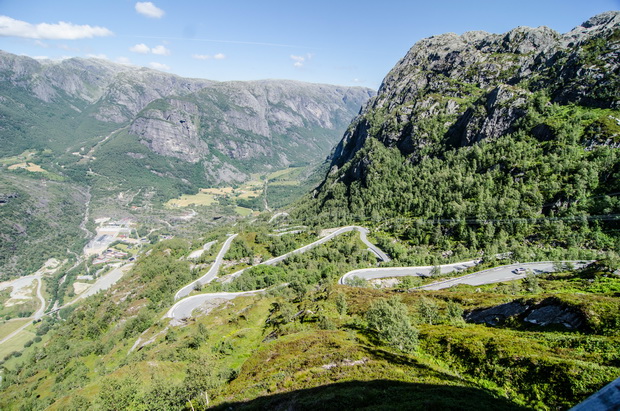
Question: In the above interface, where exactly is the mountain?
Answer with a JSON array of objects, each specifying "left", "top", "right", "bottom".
[
  {"left": 0, "top": 52, "right": 373, "bottom": 277},
  {"left": 0, "top": 51, "right": 373, "bottom": 188},
  {"left": 124, "top": 80, "right": 372, "bottom": 185},
  {"left": 1, "top": 12, "right": 620, "bottom": 411},
  {"left": 299, "top": 11, "right": 620, "bottom": 259},
  {"left": 0, "top": 52, "right": 373, "bottom": 184},
  {"left": 328, "top": 11, "right": 619, "bottom": 173}
]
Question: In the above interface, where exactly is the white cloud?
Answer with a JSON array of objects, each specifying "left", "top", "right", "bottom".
[
  {"left": 87, "top": 53, "right": 108, "bottom": 60},
  {"left": 192, "top": 53, "right": 225, "bottom": 60},
  {"left": 149, "top": 62, "right": 170, "bottom": 71},
  {"left": 0, "top": 15, "right": 113, "bottom": 39},
  {"left": 32, "top": 55, "right": 49, "bottom": 60},
  {"left": 151, "top": 45, "right": 170, "bottom": 56},
  {"left": 129, "top": 43, "right": 150, "bottom": 54},
  {"left": 135, "top": 2, "right": 165, "bottom": 18},
  {"left": 290, "top": 53, "right": 312, "bottom": 68},
  {"left": 130, "top": 43, "right": 170, "bottom": 56}
]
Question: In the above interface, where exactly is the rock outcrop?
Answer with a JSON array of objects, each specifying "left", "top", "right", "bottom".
[
  {"left": 465, "top": 297, "right": 585, "bottom": 330},
  {"left": 128, "top": 81, "right": 374, "bottom": 170},
  {"left": 327, "top": 11, "right": 620, "bottom": 178}
]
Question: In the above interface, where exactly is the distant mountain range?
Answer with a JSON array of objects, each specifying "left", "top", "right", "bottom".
[
  {"left": 0, "top": 52, "right": 373, "bottom": 277},
  {"left": 0, "top": 51, "right": 373, "bottom": 187}
]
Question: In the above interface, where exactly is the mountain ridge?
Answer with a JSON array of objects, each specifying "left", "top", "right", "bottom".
[
  {"left": 0, "top": 50, "right": 373, "bottom": 173},
  {"left": 326, "top": 11, "right": 620, "bottom": 175},
  {"left": 0, "top": 50, "right": 373, "bottom": 277}
]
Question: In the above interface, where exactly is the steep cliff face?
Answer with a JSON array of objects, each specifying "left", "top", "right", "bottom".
[
  {"left": 128, "top": 80, "right": 373, "bottom": 170},
  {"left": 329, "top": 11, "right": 620, "bottom": 177},
  {"left": 129, "top": 99, "right": 208, "bottom": 164}
]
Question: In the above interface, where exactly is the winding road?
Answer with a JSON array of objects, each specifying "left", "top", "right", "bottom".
[
  {"left": 1, "top": 221, "right": 596, "bottom": 334},
  {"left": 168, "top": 225, "right": 596, "bottom": 322},
  {"left": 166, "top": 290, "right": 264, "bottom": 320},
  {"left": 174, "top": 234, "right": 238, "bottom": 300},
  {"left": 167, "top": 225, "right": 389, "bottom": 320},
  {"left": 416, "top": 260, "right": 593, "bottom": 290},
  {"left": 339, "top": 260, "right": 479, "bottom": 285},
  {"left": 222, "top": 226, "right": 389, "bottom": 284}
]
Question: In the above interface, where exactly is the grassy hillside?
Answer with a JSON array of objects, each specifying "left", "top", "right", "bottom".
[
  {"left": 0, "top": 172, "right": 89, "bottom": 278},
  {"left": 1, "top": 223, "right": 618, "bottom": 410}
]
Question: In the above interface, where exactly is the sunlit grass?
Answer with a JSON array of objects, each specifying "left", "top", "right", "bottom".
[
  {"left": 165, "top": 192, "right": 217, "bottom": 207},
  {"left": 0, "top": 325, "right": 34, "bottom": 359}
]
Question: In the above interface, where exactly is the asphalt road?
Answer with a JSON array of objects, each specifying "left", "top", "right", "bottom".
[
  {"left": 339, "top": 260, "right": 479, "bottom": 285},
  {"left": 167, "top": 226, "right": 390, "bottom": 321},
  {"left": 418, "top": 260, "right": 593, "bottom": 290},
  {"left": 339, "top": 260, "right": 594, "bottom": 289},
  {"left": 358, "top": 229, "right": 391, "bottom": 262},
  {"left": 222, "top": 226, "right": 389, "bottom": 284},
  {"left": 174, "top": 234, "right": 238, "bottom": 300},
  {"left": 187, "top": 240, "right": 217, "bottom": 259},
  {"left": 165, "top": 290, "right": 264, "bottom": 320}
]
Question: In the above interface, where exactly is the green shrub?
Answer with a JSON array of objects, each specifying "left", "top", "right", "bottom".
[{"left": 365, "top": 297, "right": 419, "bottom": 353}]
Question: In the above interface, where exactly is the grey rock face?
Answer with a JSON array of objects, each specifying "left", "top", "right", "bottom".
[
  {"left": 456, "top": 85, "right": 530, "bottom": 146},
  {"left": 465, "top": 301, "right": 530, "bottom": 326},
  {"left": 563, "top": 11, "right": 620, "bottom": 46},
  {"left": 328, "top": 11, "right": 620, "bottom": 176},
  {"left": 524, "top": 304, "right": 583, "bottom": 329},
  {"left": 465, "top": 298, "right": 584, "bottom": 330},
  {"left": 130, "top": 100, "right": 208, "bottom": 163},
  {"left": 127, "top": 80, "right": 374, "bottom": 175}
]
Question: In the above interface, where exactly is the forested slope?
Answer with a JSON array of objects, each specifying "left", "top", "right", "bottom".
[{"left": 295, "top": 12, "right": 620, "bottom": 261}]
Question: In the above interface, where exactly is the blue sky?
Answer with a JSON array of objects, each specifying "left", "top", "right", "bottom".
[{"left": 0, "top": 1, "right": 618, "bottom": 88}]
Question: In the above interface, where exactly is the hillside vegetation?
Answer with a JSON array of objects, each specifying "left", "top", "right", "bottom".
[
  {"left": 1, "top": 11, "right": 620, "bottom": 411},
  {"left": 0, "top": 223, "right": 618, "bottom": 410},
  {"left": 294, "top": 12, "right": 620, "bottom": 265}
]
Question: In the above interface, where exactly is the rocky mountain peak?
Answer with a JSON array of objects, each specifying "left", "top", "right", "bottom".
[
  {"left": 496, "top": 25, "right": 560, "bottom": 54},
  {"left": 327, "top": 11, "right": 620, "bottom": 176},
  {"left": 563, "top": 10, "right": 620, "bottom": 46}
]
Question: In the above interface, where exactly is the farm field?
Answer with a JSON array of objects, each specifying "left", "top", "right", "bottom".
[{"left": 165, "top": 166, "right": 309, "bottom": 213}]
